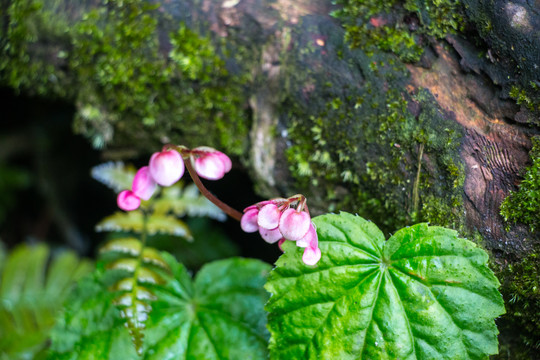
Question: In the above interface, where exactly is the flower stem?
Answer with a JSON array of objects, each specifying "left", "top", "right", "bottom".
[{"left": 184, "top": 159, "right": 243, "bottom": 221}]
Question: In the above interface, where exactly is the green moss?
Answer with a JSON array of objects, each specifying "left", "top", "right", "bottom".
[
  {"left": 0, "top": 0, "right": 72, "bottom": 97},
  {"left": 332, "top": 0, "right": 464, "bottom": 62},
  {"left": 1, "top": 0, "right": 250, "bottom": 154},
  {"left": 500, "top": 137, "right": 540, "bottom": 231},
  {"left": 282, "top": 22, "right": 464, "bottom": 233},
  {"left": 509, "top": 84, "right": 540, "bottom": 113},
  {"left": 495, "top": 250, "right": 540, "bottom": 359}
]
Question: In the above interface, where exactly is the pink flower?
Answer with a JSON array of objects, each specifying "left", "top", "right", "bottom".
[
  {"left": 192, "top": 147, "right": 232, "bottom": 180},
  {"left": 279, "top": 208, "right": 311, "bottom": 241},
  {"left": 257, "top": 204, "right": 281, "bottom": 230},
  {"left": 303, "top": 246, "right": 321, "bottom": 266},
  {"left": 297, "top": 223, "right": 317, "bottom": 248},
  {"left": 132, "top": 166, "right": 157, "bottom": 200},
  {"left": 117, "top": 190, "right": 141, "bottom": 211},
  {"left": 259, "top": 227, "right": 283, "bottom": 244},
  {"left": 300, "top": 224, "right": 321, "bottom": 265},
  {"left": 149, "top": 149, "right": 184, "bottom": 186},
  {"left": 241, "top": 208, "right": 259, "bottom": 233}
]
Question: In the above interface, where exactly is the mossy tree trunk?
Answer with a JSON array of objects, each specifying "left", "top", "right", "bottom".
[{"left": 1, "top": 0, "right": 539, "bottom": 357}]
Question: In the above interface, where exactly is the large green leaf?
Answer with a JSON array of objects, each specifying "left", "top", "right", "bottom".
[
  {"left": 265, "top": 212, "right": 505, "bottom": 360},
  {"left": 0, "top": 243, "right": 92, "bottom": 360},
  {"left": 49, "top": 255, "right": 271, "bottom": 359}
]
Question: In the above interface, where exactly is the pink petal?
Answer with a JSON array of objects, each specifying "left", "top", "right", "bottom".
[
  {"left": 149, "top": 150, "right": 184, "bottom": 186},
  {"left": 240, "top": 209, "right": 259, "bottom": 233},
  {"left": 302, "top": 246, "right": 321, "bottom": 266},
  {"left": 214, "top": 151, "right": 232, "bottom": 172},
  {"left": 257, "top": 204, "right": 282, "bottom": 230},
  {"left": 279, "top": 208, "right": 311, "bottom": 241},
  {"left": 259, "top": 227, "right": 283, "bottom": 244},
  {"left": 243, "top": 200, "right": 273, "bottom": 213},
  {"left": 194, "top": 153, "right": 226, "bottom": 180},
  {"left": 297, "top": 223, "right": 317, "bottom": 248},
  {"left": 132, "top": 166, "right": 157, "bottom": 200},
  {"left": 117, "top": 190, "right": 141, "bottom": 211}
]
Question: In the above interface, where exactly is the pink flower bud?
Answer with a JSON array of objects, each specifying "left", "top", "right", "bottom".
[
  {"left": 257, "top": 204, "right": 282, "bottom": 230},
  {"left": 117, "top": 190, "right": 141, "bottom": 211},
  {"left": 149, "top": 149, "right": 184, "bottom": 186},
  {"left": 241, "top": 208, "right": 259, "bottom": 233},
  {"left": 243, "top": 200, "right": 272, "bottom": 213},
  {"left": 192, "top": 147, "right": 232, "bottom": 180},
  {"left": 297, "top": 223, "right": 317, "bottom": 248},
  {"left": 302, "top": 246, "right": 321, "bottom": 266},
  {"left": 214, "top": 151, "right": 232, "bottom": 173},
  {"left": 279, "top": 208, "right": 311, "bottom": 241},
  {"left": 259, "top": 227, "right": 283, "bottom": 244},
  {"left": 132, "top": 166, "right": 157, "bottom": 200}
]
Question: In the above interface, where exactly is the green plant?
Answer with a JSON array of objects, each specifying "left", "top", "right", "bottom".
[
  {"left": 43, "top": 144, "right": 506, "bottom": 359},
  {"left": 0, "top": 242, "right": 92, "bottom": 359}
]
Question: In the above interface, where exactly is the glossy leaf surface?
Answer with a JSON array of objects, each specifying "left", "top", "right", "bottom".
[
  {"left": 266, "top": 212, "right": 505, "bottom": 360},
  {"left": 49, "top": 255, "right": 270, "bottom": 359}
]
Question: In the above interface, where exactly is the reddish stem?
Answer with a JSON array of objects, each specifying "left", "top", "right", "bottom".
[{"left": 184, "top": 158, "right": 243, "bottom": 221}]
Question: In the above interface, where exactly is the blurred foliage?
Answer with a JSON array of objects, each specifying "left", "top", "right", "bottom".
[
  {"left": 501, "top": 136, "right": 540, "bottom": 231},
  {"left": 49, "top": 255, "right": 270, "bottom": 359},
  {"left": 0, "top": 164, "right": 30, "bottom": 226},
  {"left": 0, "top": 242, "right": 92, "bottom": 359},
  {"left": 1, "top": 0, "right": 250, "bottom": 154}
]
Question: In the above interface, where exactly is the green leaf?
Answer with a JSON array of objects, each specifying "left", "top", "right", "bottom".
[
  {"left": 265, "top": 212, "right": 505, "bottom": 360},
  {"left": 0, "top": 243, "right": 92, "bottom": 359},
  {"left": 96, "top": 211, "right": 193, "bottom": 241},
  {"left": 49, "top": 255, "right": 271, "bottom": 359},
  {"left": 91, "top": 161, "right": 136, "bottom": 193},
  {"left": 153, "top": 183, "right": 226, "bottom": 221}
]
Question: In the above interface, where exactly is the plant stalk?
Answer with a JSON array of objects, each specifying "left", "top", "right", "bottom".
[{"left": 184, "top": 159, "right": 243, "bottom": 221}]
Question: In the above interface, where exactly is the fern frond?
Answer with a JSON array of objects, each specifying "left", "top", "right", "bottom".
[
  {"left": 100, "top": 237, "right": 171, "bottom": 355},
  {"left": 0, "top": 243, "right": 92, "bottom": 359},
  {"left": 95, "top": 211, "right": 193, "bottom": 241},
  {"left": 91, "top": 161, "right": 137, "bottom": 192},
  {"left": 153, "top": 183, "right": 226, "bottom": 221}
]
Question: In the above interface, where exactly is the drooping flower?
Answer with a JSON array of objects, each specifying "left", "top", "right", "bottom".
[
  {"left": 240, "top": 195, "right": 322, "bottom": 266},
  {"left": 240, "top": 208, "right": 259, "bottom": 233},
  {"left": 132, "top": 166, "right": 157, "bottom": 201},
  {"left": 117, "top": 190, "right": 141, "bottom": 211},
  {"left": 259, "top": 227, "right": 283, "bottom": 244},
  {"left": 302, "top": 245, "right": 322, "bottom": 266},
  {"left": 257, "top": 203, "right": 282, "bottom": 230},
  {"left": 279, "top": 208, "right": 311, "bottom": 241},
  {"left": 191, "top": 147, "right": 232, "bottom": 180},
  {"left": 149, "top": 149, "right": 184, "bottom": 186},
  {"left": 300, "top": 224, "right": 320, "bottom": 265},
  {"left": 297, "top": 223, "right": 317, "bottom": 248}
]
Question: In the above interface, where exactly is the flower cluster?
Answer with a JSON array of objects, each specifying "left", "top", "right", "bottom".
[
  {"left": 240, "top": 196, "right": 321, "bottom": 265},
  {"left": 117, "top": 146, "right": 231, "bottom": 211}
]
